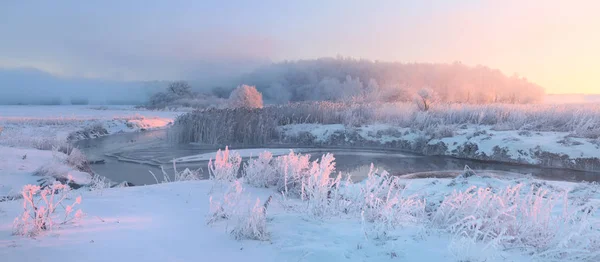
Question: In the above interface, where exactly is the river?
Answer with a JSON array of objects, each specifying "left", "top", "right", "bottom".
[{"left": 76, "top": 129, "right": 600, "bottom": 186}]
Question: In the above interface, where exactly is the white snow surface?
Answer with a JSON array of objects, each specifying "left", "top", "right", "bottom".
[
  {"left": 0, "top": 146, "right": 91, "bottom": 197},
  {"left": 0, "top": 105, "right": 183, "bottom": 198},
  {"left": 0, "top": 105, "right": 183, "bottom": 148},
  {"left": 1, "top": 147, "right": 599, "bottom": 261},
  {"left": 431, "top": 126, "right": 600, "bottom": 163},
  {"left": 0, "top": 179, "right": 529, "bottom": 262},
  {"left": 2, "top": 173, "right": 595, "bottom": 261},
  {"left": 280, "top": 123, "right": 600, "bottom": 166},
  {"left": 0, "top": 147, "right": 54, "bottom": 197}
]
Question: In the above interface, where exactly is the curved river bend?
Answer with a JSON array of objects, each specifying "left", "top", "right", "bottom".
[{"left": 76, "top": 129, "right": 600, "bottom": 186}]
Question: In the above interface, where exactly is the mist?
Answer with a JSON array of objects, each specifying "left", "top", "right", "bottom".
[
  {"left": 0, "top": 63, "right": 266, "bottom": 105},
  {"left": 0, "top": 68, "right": 156, "bottom": 105},
  {"left": 240, "top": 58, "right": 546, "bottom": 105}
]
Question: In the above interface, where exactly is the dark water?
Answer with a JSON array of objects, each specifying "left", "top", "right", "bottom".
[{"left": 76, "top": 129, "right": 600, "bottom": 186}]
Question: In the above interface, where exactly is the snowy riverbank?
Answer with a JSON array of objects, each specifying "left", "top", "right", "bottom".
[
  {"left": 279, "top": 124, "right": 600, "bottom": 172},
  {"left": 1, "top": 148, "right": 599, "bottom": 262},
  {"left": 0, "top": 105, "right": 184, "bottom": 199},
  {"left": 1, "top": 106, "right": 599, "bottom": 262},
  {"left": 0, "top": 105, "right": 183, "bottom": 149}
]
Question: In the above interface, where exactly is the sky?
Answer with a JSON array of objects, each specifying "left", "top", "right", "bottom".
[{"left": 1, "top": 0, "right": 598, "bottom": 94}]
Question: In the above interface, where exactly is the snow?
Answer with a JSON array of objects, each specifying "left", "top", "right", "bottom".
[
  {"left": 0, "top": 105, "right": 183, "bottom": 148},
  {"left": 431, "top": 126, "right": 600, "bottom": 164},
  {"left": 0, "top": 105, "right": 183, "bottom": 199},
  {"left": 0, "top": 146, "right": 93, "bottom": 198},
  {"left": 0, "top": 147, "right": 54, "bottom": 197},
  {"left": 1, "top": 106, "right": 599, "bottom": 261},
  {"left": 1, "top": 147, "right": 599, "bottom": 261},
  {"left": 2, "top": 174, "right": 585, "bottom": 261},
  {"left": 0, "top": 180, "right": 524, "bottom": 262},
  {"left": 279, "top": 123, "right": 600, "bottom": 168}
]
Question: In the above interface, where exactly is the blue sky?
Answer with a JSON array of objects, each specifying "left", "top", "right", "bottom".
[{"left": 1, "top": 0, "right": 598, "bottom": 93}]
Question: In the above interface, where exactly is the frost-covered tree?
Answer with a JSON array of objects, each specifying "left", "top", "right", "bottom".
[
  {"left": 147, "top": 81, "right": 225, "bottom": 109},
  {"left": 414, "top": 88, "right": 438, "bottom": 111},
  {"left": 228, "top": 85, "right": 264, "bottom": 109},
  {"left": 167, "top": 81, "right": 193, "bottom": 97},
  {"left": 239, "top": 58, "right": 545, "bottom": 104}
]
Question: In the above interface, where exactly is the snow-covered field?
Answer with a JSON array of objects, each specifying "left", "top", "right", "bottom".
[
  {"left": 1, "top": 148, "right": 599, "bottom": 262},
  {"left": 0, "top": 105, "right": 182, "bottom": 149},
  {"left": 0, "top": 105, "right": 184, "bottom": 199},
  {"left": 1, "top": 105, "right": 599, "bottom": 262},
  {"left": 0, "top": 147, "right": 80, "bottom": 198}
]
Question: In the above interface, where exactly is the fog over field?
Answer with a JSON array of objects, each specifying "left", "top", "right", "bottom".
[
  {"left": 1, "top": 58, "right": 550, "bottom": 106},
  {"left": 2, "top": 1, "right": 600, "bottom": 262}
]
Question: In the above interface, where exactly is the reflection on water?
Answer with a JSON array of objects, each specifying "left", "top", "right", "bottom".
[{"left": 77, "top": 129, "right": 600, "bottom": 186}]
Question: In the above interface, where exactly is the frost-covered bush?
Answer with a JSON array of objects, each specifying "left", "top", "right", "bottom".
[
  {"left": 171, "top": 102, "right": 600, "bottom": 145},
  {"left": 231, "top": 197, "right": 271, "bottom": 241},
  {"left": 146, "top": 81, "right": 226, "bottom": 109},
  {"left": 67, "top": 123, "right": 108, "bottom": 140},
  {"left": 149, "top": 162, "right": 201, "bottom": 183},
  {"left": 414, "top": 88, "right": 438, "bottom": 111},
  {"left": 66, "top": 148, "right": 88, "bottom": 169},
  {"left": 243, "top": 151, "right": 277, "bottom": 188},
  {"left": 228, "top": 85, "right": 264, "bottom": 109},
  {"left": 208, "top": 147, "right": 241, "bottom": 182},
  {"left": 301, "top": 153, "right": 342, "bottom": 217},
  {"left": 273, "top": 151, "right": 312, "bottom": 197},
  {"left": 89, "top": 175, "right": 111, "bottom": 192},
  {"left": 207, "top": 180, "right": 244, "bottom": 225},
  {"left": 359, "top": 165, "right": 425, "bottom": 239},
  {"left": 13, "top": 183, "right": 83, "bottom": 237},
  {"left": 207, "top": 148, "right": 600, "bottom": 259},
  {"left": 431, "top": 183, "right": 600, "bottom": 259}
]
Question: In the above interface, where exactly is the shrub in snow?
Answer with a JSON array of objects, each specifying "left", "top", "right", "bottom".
[
  {"left": 208, "top": 146, "right": 241, "bottom": 183},
  {"left": 66, "top": 147, "right": 88, "bottom": 169},
  {"left": 149, "top": 161, "right": 201, "bottom": 183},
  {"left": 414, "top": 88, "right": 438, "bottom": 111},
  {"left": 67, "top": 123, "right": 109, "bottom": 140},
  {"left": 300, "top": 153, "right": 343, "bottom": 217},
  {"left": 207, "top": 179, "right": 246, "bottom": 225},
  {"left": 89, "top": 175, "right": 111, "bottom": 192},
  {"left": 228, "top": 85, "right": 264, "bottom": 109},
  {"left": 243, "top": 151, "right": 277, "bottom": 188},
  {"left": 273, "top": 150, "right": 312, "bottom": 197},
  {"left": 231, "top": 196, "right": 271, "bottom": 241},
  {"left": 13, "top": 183, "right": 83, "bottom": 237},
  {"left": 359, "top": 165, "right": 425, "bottom": 239},
  {"left": 431, "top": 183, "right": 600, "bottom": 259}
]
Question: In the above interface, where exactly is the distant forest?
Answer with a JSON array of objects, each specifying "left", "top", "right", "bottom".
[
  {"left": 0, "top": 58, "right": 547, "bottom": 106},
  {"left": 235, "top": 58, "right": 545, "bottom": 104}
]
